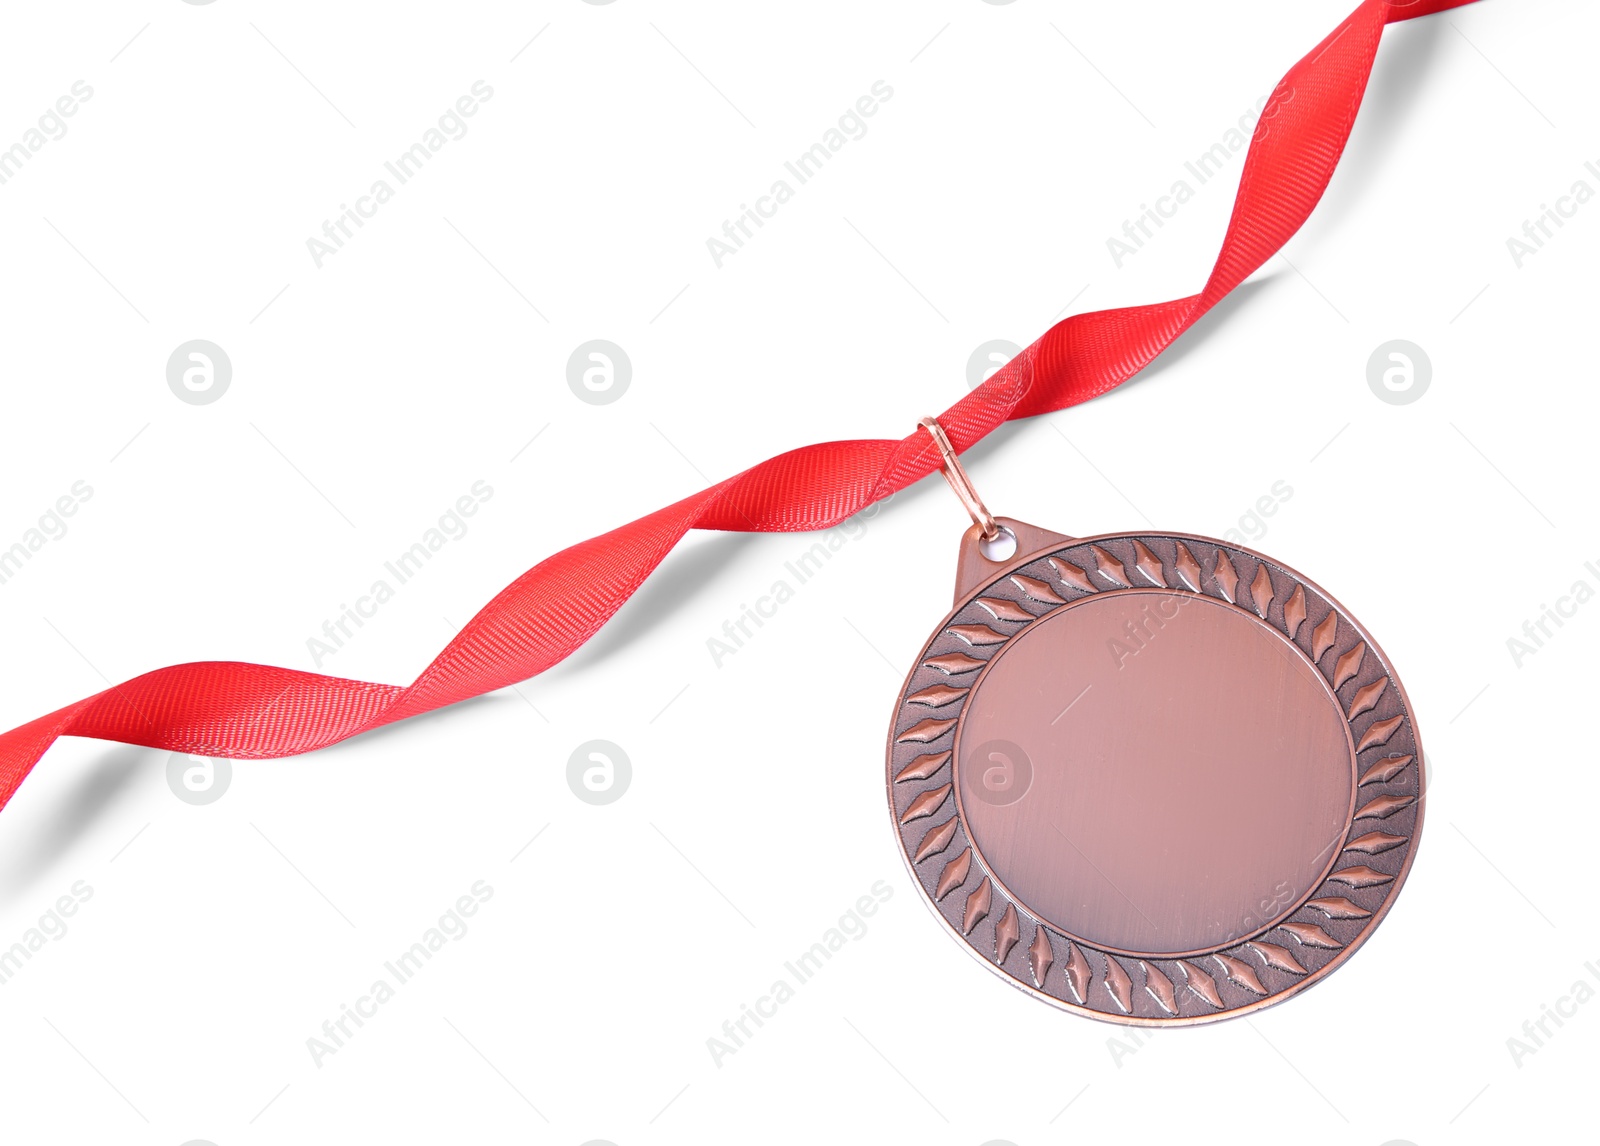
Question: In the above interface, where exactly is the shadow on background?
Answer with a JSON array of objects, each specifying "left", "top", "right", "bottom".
[
  {"left": 562, "top": 530, "right": 760, "bottom": 674},
  {"left": 1306, "top": 14, "right": 1448, "bottom": 234},
  {"left": 1136, "top": 275, "right": 1281, "bottom": 387},
  {"left": 0, "top": 743, "right": 147, "bottom": 904}
]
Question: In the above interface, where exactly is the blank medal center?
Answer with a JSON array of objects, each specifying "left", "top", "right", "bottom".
[{"left": 957, "top": 589, "right": 1352, "bottom": 956}]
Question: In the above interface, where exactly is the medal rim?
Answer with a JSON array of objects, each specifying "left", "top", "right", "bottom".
[{"left": 885, "top": 527, "right": 1426, "bottom": 1027}]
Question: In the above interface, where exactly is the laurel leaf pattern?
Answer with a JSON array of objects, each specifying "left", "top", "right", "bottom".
[
  {"left": 1305, "top": 896, "right": 1372, "bottom": 920},
  {"left": 1356, "top": 715, "right": 1404, "bottom": 752},
  {"left": 1048, "top": 557, "right": 1097, "bottom": 594},
  {"left": 977, "top": 597, "right": 1033, "bottom": 623},
  {"left": 949, "top": 623, "right": 1008, "bottom": 647},
  {"left": 1347, "top": 830, "right": 1407, "bottom": 855},
  {"left": 1280, "top": 921, "right": 1342, "bottom": 949},
  {"left": 1173, "top": 542, "right": 1203, "bottom": 592},
  {"left": 994, "top": 903, "right": 1021, "bottom": 963},
  {"left": 1182, "top": 960, "right": 1224, "bottom": 1008},
  {"left": 935, "top": 848, "right": 972, "bottom": 900},
  {"left": 1359, "top": 754, "right": 1413, "bottom": 785},
  {"left": 1213, "top": 549, "right": 1240, "bottom": 602},
  {"left": 1311, "top": 610, "right": 1339, "bottom": 662},
  {"left": 1090, "top": 545, "right": 1131, "bottom": 588},
  {"left": 924, "top": 652, "right": 986, "bottom": 675},
  {"left": 1132, "top": 540, "right": 1165, "bottom": 587},
  {"left": 1347, "top": 678, "right": 1387, "bottom": 720},
  {"left": 906, "top": 684, "right": 966, "bottom": 708},
  {"left": 1249, "top": 941, "right": 1307, "bottom": 975},
  {"left": 1354, "top": 793, "right": 1413, "bottom": 820},
  {"left": 1284, "top": 583, "right": 1307, "bottom": 640},
  {"left": 1327, "top": 865, "right": 1394, "bottom": 888},
  {"left": 899, "top": 783, "right": 951, "bottom": 824},
  {"left": 896, "top": 718, "right": 956, "bottom": 744},
  {"left": 1029, "top": 926, "right": 1054, "bottom": 988},
  {"left": 894, "top": 751, "right": 950, "bottom": 784},
  {"left": 1215, "top": 953, "right": 1267, "bottom": 995},
  {"left": 1333, "top": 642, "right": 1366, "bottom": 690},
  {"left": 962, "top": 877, "right": 993, "bottom": 935},
  {"left": 1011, "top": 573, "right": 1065, "bottom": 605},
  {"left": 1140, "top": 961, "right": 1179, "bottom": 1015},
  {"left": 1103, "top": 955, "right": 1134, "bottom": 1013},
  {"left": 912, "top": 816, "right": 959, "bottom": 863},
  {"left": 1251, "top": 563, "right": 1275, "bottom": 618},
  {"left": 1064, "top": 941, "right": 1092, "bottom": 1004}
]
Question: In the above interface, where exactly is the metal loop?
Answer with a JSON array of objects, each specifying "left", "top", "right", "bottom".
[{"left": 918, "top": 417, "right": 1000, "bottom": 542}]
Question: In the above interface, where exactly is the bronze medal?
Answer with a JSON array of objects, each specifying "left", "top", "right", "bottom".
[{"left": 888, "top": 424, "right": 1423, "bottom": 1025}]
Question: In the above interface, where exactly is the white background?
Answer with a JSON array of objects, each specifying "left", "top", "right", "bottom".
[{"left": 0, "top": 1, "right": 1593, "bottom": 1143}]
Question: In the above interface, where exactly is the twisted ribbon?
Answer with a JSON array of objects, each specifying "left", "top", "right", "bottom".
[{"left": 0, "top": 0, "right": 1478, "bottom": 814}]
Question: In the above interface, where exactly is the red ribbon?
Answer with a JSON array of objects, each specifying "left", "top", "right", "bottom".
[{"left": 0, "top": 0, "right": 1479, "bottom": 813}]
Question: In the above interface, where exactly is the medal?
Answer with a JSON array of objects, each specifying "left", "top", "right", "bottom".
[{"left": 891, "top": 423, "right": 1421, "bottom": 1023}]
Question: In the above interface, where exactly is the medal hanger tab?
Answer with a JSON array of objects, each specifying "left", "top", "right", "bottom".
[{"left": 953, "top": 517, "right": 1072, "bottom": 602}]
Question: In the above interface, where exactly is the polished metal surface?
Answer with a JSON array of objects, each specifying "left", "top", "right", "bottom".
[{"left": 887, "top": 520, "right": 1424, "bottom": 1025}]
